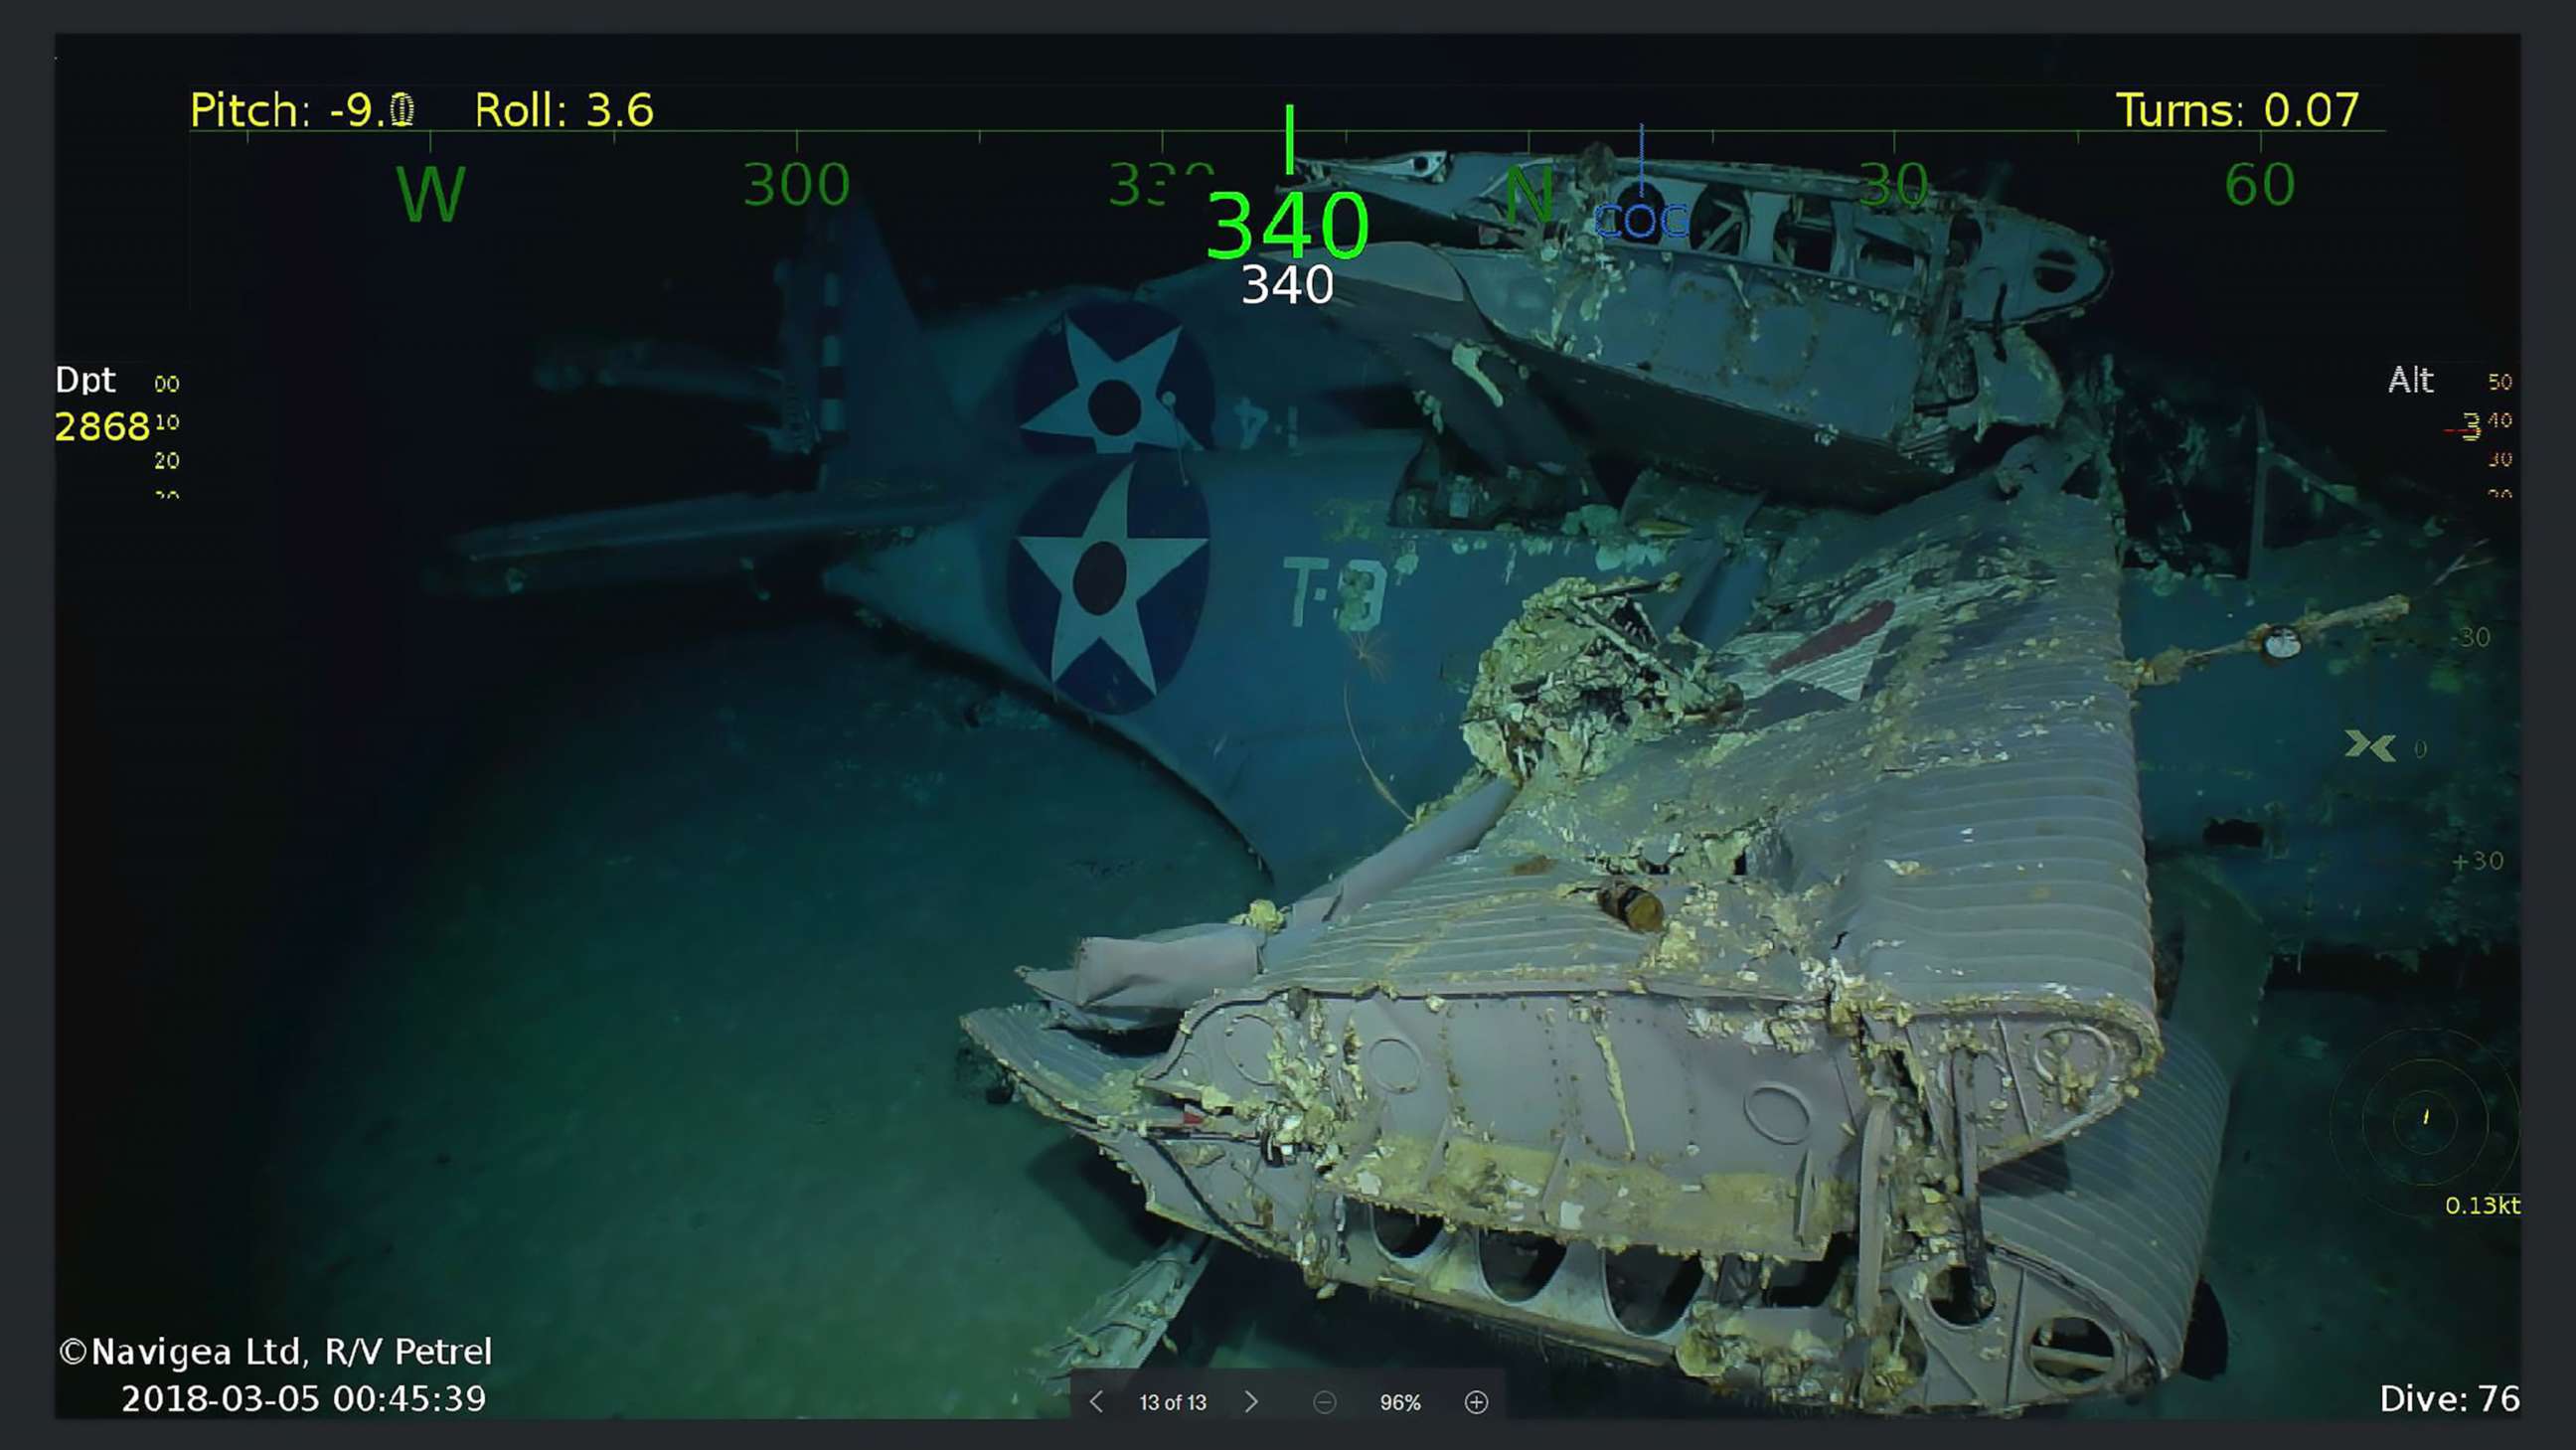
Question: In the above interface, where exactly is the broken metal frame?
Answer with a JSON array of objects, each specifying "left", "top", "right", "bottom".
[
  {"left": 972, "top": 455, "right": 2229, "bottom": 1414},
  {"left": 1297, "top": 149, "right": 2111, "bottom": 501}
]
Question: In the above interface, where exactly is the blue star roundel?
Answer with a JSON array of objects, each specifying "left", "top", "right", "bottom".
[
  {"left": 1006, "top": 453, "right": 1211, "bottom": 716},
  {"left": 1013, "top": 302, "right": 1215, "bottom": 454}
]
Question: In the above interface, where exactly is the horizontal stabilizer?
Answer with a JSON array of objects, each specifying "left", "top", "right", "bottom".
[{"left": 435, "top": 485, "right": 970, "bottom": 597}]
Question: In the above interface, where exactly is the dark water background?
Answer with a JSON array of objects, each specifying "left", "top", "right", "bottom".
[{"left": 55, "top": 33, "right": 2518, "bottom": 1415}]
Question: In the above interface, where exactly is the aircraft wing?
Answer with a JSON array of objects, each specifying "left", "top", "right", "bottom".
[{"left": 825, "top": 430, "right": 1767, "bottom": 893}]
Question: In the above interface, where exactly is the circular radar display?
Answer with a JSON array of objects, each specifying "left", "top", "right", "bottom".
[{"left": 2328, "top": 1027, "right": 2519, "bottom": 1217}]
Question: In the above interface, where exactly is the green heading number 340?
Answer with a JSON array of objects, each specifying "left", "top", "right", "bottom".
[{"left": 1208, "top": 190, "right": 1369, "bottom": 260}]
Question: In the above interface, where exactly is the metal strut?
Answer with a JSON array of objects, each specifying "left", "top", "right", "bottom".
[{"left": 1950, "top": 1054, "right": 1997, "bottom": 1320}]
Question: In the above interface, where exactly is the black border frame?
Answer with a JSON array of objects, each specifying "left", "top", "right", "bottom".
[{"left": 13, "top": 2, "right": 2555, "bottom": 1443}]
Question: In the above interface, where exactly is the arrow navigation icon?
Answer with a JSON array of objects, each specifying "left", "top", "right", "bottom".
[{"left": 1244, "top": 1389, "right": 1259, "bottom": 1413}]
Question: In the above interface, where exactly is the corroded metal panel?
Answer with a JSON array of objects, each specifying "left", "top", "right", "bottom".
[{"left": 970, "top": 463, "right": 2200, "bottom": 1414}]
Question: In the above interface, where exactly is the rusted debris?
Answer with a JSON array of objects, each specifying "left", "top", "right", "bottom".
[
  {"left": 2129, "top": 593, "right": 2411, "bottom": 689},
  {"left": 1598, "top": 880, "right": 1667, "bottom": 931},
  {"left": 1461, "top": 574, "right": 1743, "bottom": 783},
  {"left": 969, "top": 472, "right": 2225, "bottom": 1415},
  {"left": 1294, "top": 149, "right": 2111, "bottom": 503},
  {"left": 1029, "top": 1231, "right": 1213, "bottom": 1396}
]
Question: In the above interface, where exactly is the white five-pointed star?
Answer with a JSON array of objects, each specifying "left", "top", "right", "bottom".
[
  {"left": 1017, "top": 465, "right": 1208, "bottom": 694},
  {"left": 1020, "top": 317, "right": 1200, "bottom": 452}
]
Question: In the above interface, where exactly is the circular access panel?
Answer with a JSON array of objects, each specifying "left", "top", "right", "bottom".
[
  {"left": 1744, "top": 1083, "right": 1815, "bottom": 1145},
  {"left": 1363, "top": 1036, "right": 1423, "bottom": 1094},
  {"left": 2033, "top": 1026, "right": 2112, "bottom": 1086},
  {"left": 1223, "top": 1015, "right": 1280, "bottom": 1086}
]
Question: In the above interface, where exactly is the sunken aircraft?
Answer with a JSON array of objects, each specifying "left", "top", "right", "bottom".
[
  {"left": 444, "top": 150, "right": 2115, "bottom": 895},
  {"left": 1290, "top": 147, "right": 2110, "bottom": 505},
  {"left": 448, "top": 189, "right": 1771, "bottom": 893},
  {"left": 967, "top": 438, "right": 2254, "bottom": 1414},
  {"left": 433, "top": 154, "right": 2438, "bottom": 1413}
]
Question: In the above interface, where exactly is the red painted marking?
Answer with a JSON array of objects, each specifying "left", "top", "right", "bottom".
[
  {"left": 1180, "top": 1108, "right": 1206, "bottom": 1127},
  {"left": 1769, "top": 598, "right": 1895, "bottom": 675}
]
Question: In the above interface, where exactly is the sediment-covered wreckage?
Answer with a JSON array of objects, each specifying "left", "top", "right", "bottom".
[
  {"left": 431, "top": 150, "right": 2476, "bottom": 1411},
  {"left": 969, "top": 437, "right": 2245, "bottom": 1413},
  {"left": 1292, "top": 148, "right": 2110, "bottom": 507}
]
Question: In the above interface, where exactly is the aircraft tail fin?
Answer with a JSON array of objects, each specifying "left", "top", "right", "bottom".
[{"left": 780, "top": 200, "right": 978, "bottom": 483}]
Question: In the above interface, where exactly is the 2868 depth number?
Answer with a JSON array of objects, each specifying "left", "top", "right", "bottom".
[{"left": 56, "top": 410, "right": 158, "bottom": 442}]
